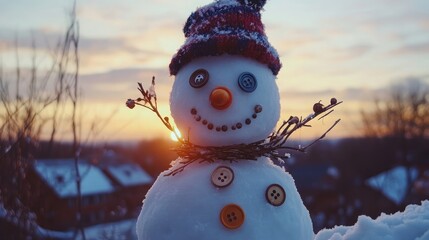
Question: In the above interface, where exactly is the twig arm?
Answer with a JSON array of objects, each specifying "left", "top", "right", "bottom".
[{"left": 127, "top": 78, "right": 343, "bottom": 176}]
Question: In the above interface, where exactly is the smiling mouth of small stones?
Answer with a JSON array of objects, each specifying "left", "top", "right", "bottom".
[{"left": 190, "top": 105, "right": 263, "bottom": 132}]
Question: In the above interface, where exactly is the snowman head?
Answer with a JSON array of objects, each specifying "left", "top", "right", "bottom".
[
  {"left": 169, "top": 0, "right": 281, "bottom": 146},
  {"left": 170, "top": 54, "right": 280, "bottom": 146}
]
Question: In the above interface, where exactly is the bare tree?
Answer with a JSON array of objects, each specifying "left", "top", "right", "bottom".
[
  {"left": 361, "top": 78, "right": 429, "bottom": 140},
  {"left": 0, "top": 37, "right": 59, "bottom": 239},
  {"left": 0, "top": 5, "right": 84, "bottom": 239},
  {"left": 361, "top": 78, "right": 429, "bottom": 204}
]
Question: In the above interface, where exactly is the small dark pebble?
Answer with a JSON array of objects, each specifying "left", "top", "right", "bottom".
[{"left": 254, "top": 105, "right": 263, "bottom": 113}]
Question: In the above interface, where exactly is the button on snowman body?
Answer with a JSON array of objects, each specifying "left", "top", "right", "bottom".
[{"left": 136, "top": 0, "right": 314, "bottom": 239}]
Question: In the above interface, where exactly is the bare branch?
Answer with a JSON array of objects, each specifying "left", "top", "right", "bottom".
[{"left": 127, "top": 78, "right": 343, "bottom": 176}]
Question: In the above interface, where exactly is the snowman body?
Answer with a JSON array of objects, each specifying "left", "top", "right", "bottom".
[{"left": 136, "top": 55, "right": 314, "bottom": 240}]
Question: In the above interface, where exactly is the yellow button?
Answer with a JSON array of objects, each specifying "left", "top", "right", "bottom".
[
  {"left": 211, "top": 166, "right": 234, "bottom": 188},
  {"left": 266, "top": 184, "right": 286, "bottom": 206},
  {"left": 220, "top": 204, "right": 245, "bottom": 229}
]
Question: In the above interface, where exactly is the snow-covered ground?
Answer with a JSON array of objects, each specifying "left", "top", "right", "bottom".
[
  {"left": 315, "top": 200, "right": 429, "bottom": 240},
  {"left": 1, "top": 200, "right": 137, "bottom": 240},
  {"left": 4, "top": 198, "right": 429, "bottom": 239},
  {"left": 75, "top": 218, "right": 137, "bottom": 240}
]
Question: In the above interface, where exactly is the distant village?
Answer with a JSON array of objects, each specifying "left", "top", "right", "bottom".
[{"left": 2, "top": 137, "right": 427, "bottom": 239}]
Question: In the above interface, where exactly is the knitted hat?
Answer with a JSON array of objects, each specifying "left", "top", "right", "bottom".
[{"left": 169, "top": 0, "right": 281, "bottom": 76}]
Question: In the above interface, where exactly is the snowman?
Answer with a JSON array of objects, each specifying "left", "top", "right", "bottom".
[{"left": 136, "top": 0, "right": 314, "bottom": 239}]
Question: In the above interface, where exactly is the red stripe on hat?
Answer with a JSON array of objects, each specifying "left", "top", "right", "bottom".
[
  {"left": 187, "top": 12, "right": 264, "bottom": 37},
  {"left": 170, "top": 35, "right": 281, "bottom": 76}
]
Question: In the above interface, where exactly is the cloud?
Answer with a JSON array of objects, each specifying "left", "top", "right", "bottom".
[
  {"left": 0, "top": 27, "right": 169, "bottom": 57},
  {"left": 422, "top": 19, "right": 429, "bottom": 30},
  {"left": 77, "top": 36, "right": 172, "bottom": 73},
  {"left": 79, "top": 37, "right": 134, "bottom": 54},
  {"left": 280, "top": 75, "right": 429, "bottom": 109},
  {"left": 81, "top": 67, "right": 170, "bottom": 84},
  {"left": 280, "top": 87, "right": 379, "bottom": 107},
  {"left": 328, "top": 44, "right": 373, "bottom": 61},
  {"left": 0, "top": 27, "right": 173, "bottom": 73},
  {"left": 0, "top": 28, "right": 65, "bottom": 52},
  {"left": 388, "top": 42, "right": 429, "bottom": 56},
  {"left": 271, "top": 28, "right": 324, "bottom": 56},
  {"left": 79, "top": 67, "right": 173, "bottom": 102},
  {"left": 0, "top": 39, "right": 10, "bottom": 51}
]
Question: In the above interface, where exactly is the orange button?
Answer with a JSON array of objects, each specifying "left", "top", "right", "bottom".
[
  {"left": 211, "top": 166, "right": 234, "bottom": 188},
  {"left": 266, "top": 184, "right": 286, "bottom": 206},
  {"left": 220, "top": 204, "right": 245, "bottom": 229},
  {"left": 210, "top": 87, "right": 232, "bottom": 110}
]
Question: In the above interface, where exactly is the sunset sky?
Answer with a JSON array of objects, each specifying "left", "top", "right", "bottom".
[{"left": 1, "top": 0, "right": 428, "bottom": 143}]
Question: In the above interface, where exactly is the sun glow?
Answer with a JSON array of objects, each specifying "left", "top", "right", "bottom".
[{"left": 170, "top": 128, "right": 182, "bottom": 142}]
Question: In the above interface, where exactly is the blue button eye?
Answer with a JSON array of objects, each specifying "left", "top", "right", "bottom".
[{"left": 238, "top": 72, "right": 257, "bottom": 92}]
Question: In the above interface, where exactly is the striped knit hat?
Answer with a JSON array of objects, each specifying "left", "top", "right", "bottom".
[{"left": 169, "top": 0, "right": 281, "bottom": 76}]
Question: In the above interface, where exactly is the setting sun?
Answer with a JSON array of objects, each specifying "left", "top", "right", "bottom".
[{"left": 170, "top": 128, "right": 182, "bottom": 142}]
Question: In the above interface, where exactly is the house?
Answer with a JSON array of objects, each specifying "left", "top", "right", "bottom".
[
  {"left": 289, "top": 163, "right": 397, "bottom": 231},
  {"left": 366, "top": 166, "right": 419, "bottom": 205},
  {"left": 101, "top": 162, "right": 153, "bottom": 215},
  {"left": 28, "top": 158, "right": 152, "bottom": 231},
  {"left": 289, "top": 164, "right": 340, "bottom": 230}
]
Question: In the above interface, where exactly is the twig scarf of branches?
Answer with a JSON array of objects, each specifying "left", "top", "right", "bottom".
[{"left": 126, "top": 77, "right": 342, "bottom": 176}]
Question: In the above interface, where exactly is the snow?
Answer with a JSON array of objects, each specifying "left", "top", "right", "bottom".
[
  {"left": 1, "top": 201, "right": 74, "bottom": 239},
  {"left": 76, "top": 218, "right": 137, "bottom": 240},
  {"left": 138, "top": 38, "right": 313, "bottom": 240},
  {"left": 137, "top": 3, "right": 429, "bottom": 238},
  {"left": 170, "top": 54, "right": 280, "bottom": 146},
  {"left": 137, "top": 157, "right": 313, "bottom": 240},
  {"left": 183, "top": 28, "right": 280, "bottom": 61},
  {"left": 204, "top": 0, "right": 241, "bottom": 10},
  {"left": 315, "top": 200, "right": 429, "bottom": 240},
  {"left": 2, "top": 198, "right": 136, "bottom": 240},
  {"left": 327, "top": 166, "right": 340, "bottom": 179},
  {"left": 366, "top": 166, "right": 419, "bottom": 204},
  {"left": 37, "top": 227, "right": 74, "bottom": 240},
  {"left": 34, "top": 159, "right": 115, "bottom": 197},
  {"left": 106, "top": 163, "right": 153, "bottom": 187}
]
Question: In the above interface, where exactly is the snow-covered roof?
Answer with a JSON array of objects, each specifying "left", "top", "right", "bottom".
[
  {"left": 34, "top": 159, "right": 116, "bottom": 198},
  {"left": 105, "top": 163, "right": 153, "bottom": 187},
  {"left": 366, "top": 166, "right": 418, "bottom": 205}
]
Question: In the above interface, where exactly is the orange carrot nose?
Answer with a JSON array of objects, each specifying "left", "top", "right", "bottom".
[{"left": 210, "top": 87, "right": 232, "bottom": 110}]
